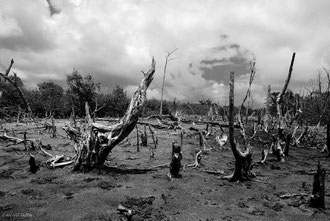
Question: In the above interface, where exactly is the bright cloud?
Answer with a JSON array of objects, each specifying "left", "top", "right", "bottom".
[{"left": 0, "top": 0, "right": 329, "bottom": 107}]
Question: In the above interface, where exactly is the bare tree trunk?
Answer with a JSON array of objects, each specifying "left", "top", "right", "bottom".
[
  {"left": 226, "top": 72, "right": 254, "bottom": 182},
  {"left": 63, "top": 58, "right": 156, "bottom": 169},
  {"left": 277, "top": 53, "right": 295, "bottom": 129},
  {"left": 160, "top": 48, "right": 177, "bottom": 116},
  {"left": 273, "top": 53, "right": 295, "bottom": 162}
]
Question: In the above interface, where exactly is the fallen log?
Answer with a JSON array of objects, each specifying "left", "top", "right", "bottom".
[{"left": 279, "top": 193, "right": 308, "bottom": 199}]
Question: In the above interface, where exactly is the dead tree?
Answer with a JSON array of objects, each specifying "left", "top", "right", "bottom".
[
  {"left": 224, "top": 72, "right": 254, "bottom": 182},
  {"left": 277, "top": 53, "right": 295, "bottom": 129},
  {"left": 63, "top": 58, "right": 156, "bottom": 170},
  {"left": 274, "top": 52, "right": 296, "bottom": 162},
  {"left": 316, "top": 68, "right": 330, "bottom": 127},
  {"left": 160, "top": 48, "right": 177, "bottom": 116},
  {"left": 0, "top": 59, "right": 32, "bottom": 115},
  {"left": 310, "top": 162, "right": 326, "bottom": 208}
]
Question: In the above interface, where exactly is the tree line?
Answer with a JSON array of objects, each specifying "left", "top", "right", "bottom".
[{"left": 1, "top": 69, "right": 329, "bottom": 125}]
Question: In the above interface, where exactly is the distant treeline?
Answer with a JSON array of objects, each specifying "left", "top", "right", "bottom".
[{"left": 0, "top": 69, "right": 329, "bottom": 125}]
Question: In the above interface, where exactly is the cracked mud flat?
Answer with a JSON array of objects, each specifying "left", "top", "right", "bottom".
[{"left": 1, "top": 120, "right": 330, "bottom": 220}]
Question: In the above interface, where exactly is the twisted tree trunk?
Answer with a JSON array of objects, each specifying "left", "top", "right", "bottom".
[{"left": 63, "top": 58, "right": 156, "bottom": 170}]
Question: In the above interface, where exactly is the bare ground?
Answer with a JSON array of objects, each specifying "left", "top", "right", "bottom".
[{"left": 1, "top": 119, "right": 330, "bottom": 221}]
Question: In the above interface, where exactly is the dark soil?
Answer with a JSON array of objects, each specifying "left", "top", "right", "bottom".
[{"left": 0, "top": 120, "right": 330, "bottom": 220}]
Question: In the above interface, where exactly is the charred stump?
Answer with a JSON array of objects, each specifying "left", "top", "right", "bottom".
[
  {"left": 310, "top": 162, "right": 326, "bottom": 208},
  {"left": 169, "top": 141, "right": 182, "bottom": 178},
  {"left": 29, "top": 153, "right": 39, "bottom": 174}
]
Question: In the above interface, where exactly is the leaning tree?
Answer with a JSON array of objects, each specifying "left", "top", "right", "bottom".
[{"left": 63, "top": 58, "right": 156, "bottom": 170}]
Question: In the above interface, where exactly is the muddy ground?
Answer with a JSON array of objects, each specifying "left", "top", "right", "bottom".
[{"left": 0, "top": 119, "right": 330, "bottom": 221}]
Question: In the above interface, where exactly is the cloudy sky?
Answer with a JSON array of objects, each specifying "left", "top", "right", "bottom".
[{"left": 1, "top": 0, "right": 330, "bottom": 106}]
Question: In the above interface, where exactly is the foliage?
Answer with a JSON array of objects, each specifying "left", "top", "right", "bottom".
[
  {"left": 66, "top": 70, "right": 100, "bottom": 117},
  {"left": 0, "top": 76, "right": 25, "bottom": 117},
  {"left": 38, "top": 81, "right": 64, "bottom": 116}
]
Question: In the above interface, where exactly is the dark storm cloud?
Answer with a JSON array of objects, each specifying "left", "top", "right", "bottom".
[
  {"left": 0, "top": 34, "right": 54, "bottom": 52},
  {"left": 199, "top": 43, "right": 251, "bottom": 84},
  {"left": 46, "top": 0, "right": 61, "bottom": 16},
  {"left": 200, "top": 56, "right": 250, "bottom": 83},
  {"left": 1, "top": 0, "right": 330, "bottom": 104},
  {"left": 0, "top": 7, "right": 55, "bottom": 52}
]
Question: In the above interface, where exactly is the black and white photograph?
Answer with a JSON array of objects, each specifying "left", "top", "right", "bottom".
[{"left": 0, "top": 0, "right": 329, "bottom": 220}]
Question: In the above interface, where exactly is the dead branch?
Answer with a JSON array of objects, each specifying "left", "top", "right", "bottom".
[
  {"left": 277, "top": 52, "right": 296, "bottom": 129},
  {"left": 5, "top": 59, "right": 14, "bottom": 76},
  {"left": 187, "top": 150, "right": 202, "bottom": 168},
  {"left": 148, "top": 124, "right": 158, "bottom": 149},
  {"left": 203, "top": 169, "right": 224, "bottom": 175},
  {"left": 40, "top": 146, "right": 75, "bottom": 168},
  {"left": 279, "top": 193, "right": 308, "bottom": 199}
]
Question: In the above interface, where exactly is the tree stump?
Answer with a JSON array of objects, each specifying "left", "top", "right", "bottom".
[
  {"left": 310, "top": 162, "right": 326, "bottom": 208},
  {"left": 140, "top": 125, "right": 147, "bottom": 146},
  {"left": 29, "top": 153, "right": 39, "bottom": 174},
  {"left": 170, "top": 141, "right": 182, "bottom": 178}
]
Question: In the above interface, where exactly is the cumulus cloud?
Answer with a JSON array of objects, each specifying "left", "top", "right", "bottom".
[{"left": 0, "top": 0, "right": 329, "bottom": 107}]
